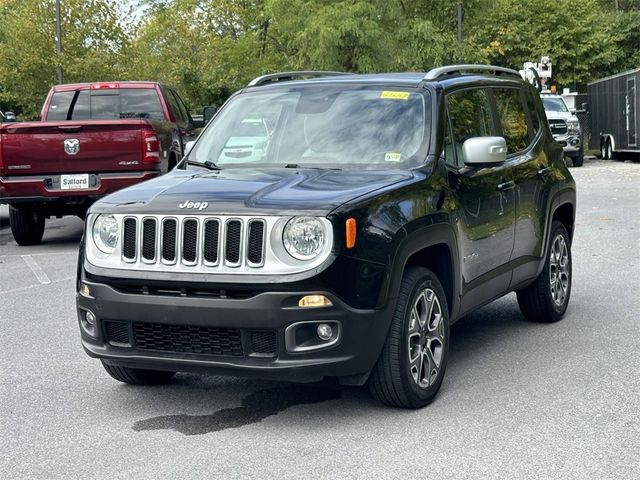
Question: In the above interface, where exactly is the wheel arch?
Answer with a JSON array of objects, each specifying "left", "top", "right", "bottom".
[{"left": 384, "top": 223, "right": 461, "bottom": 321}]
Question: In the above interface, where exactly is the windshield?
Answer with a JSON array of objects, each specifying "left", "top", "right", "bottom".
[
  {"left": 191, "top": 87, "right": 430, "bottom": 168},
  {"left": 542, "top": 97, "right": 569, "bottom": 113}
]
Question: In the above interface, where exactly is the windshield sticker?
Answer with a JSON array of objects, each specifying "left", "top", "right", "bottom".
[
  {"left": 385, "top": 152, "right": 402, "bottom": 162},
  {"left": 380, "top": 91, "right": 410, "bottom": 101}
]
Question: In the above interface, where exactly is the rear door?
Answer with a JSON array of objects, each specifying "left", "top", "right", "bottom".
[
  {"left": 496, "top": 86, "right": 556, "bottom": 286},
  {"left": 444, "top": 87, "right": 516, "bottom": 312}
]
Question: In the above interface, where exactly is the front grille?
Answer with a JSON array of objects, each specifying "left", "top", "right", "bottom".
[
  {"left": 132, "top": 322, "right": 243, "bottom": 357},
  {"left": 104, "top": 320, "right": 131, "bottom": 345},
  {"left": 249, "top": 330, "right": 276, "bottom": 356},
  {"left": 120, "top": 215, "right": 266, "bottom": 269},
  {"left": 122, "top": 218, "right": 137, "bottom": 260},
  {"left": 549, "top": 119, "right": 568, "bottom": 135}
]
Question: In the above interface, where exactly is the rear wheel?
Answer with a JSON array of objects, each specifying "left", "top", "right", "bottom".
[
  {"left": 9, "top": 206, "right": 45, "bottom": 246},
  {"left": 368, "top": 267, "right": 449, "bottom": 408},
  {"left": 600, "top": 139, "right": 608, "bottom": 159},
  {"left": 517, "top": 221, "right": 572, "bottom": 323},
  {"left": 101, "top": 361, "right": 176, "bottom": 385}
]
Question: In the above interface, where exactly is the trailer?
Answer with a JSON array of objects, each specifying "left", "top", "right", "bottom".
[{"left": 588, "top": 68, "right": 640, "bottom": 159}]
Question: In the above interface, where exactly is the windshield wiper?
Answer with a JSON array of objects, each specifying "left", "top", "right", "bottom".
[
  {"left": 186, "top": 160, "right": 222, "bottom": 171},
  {"left": 284, "top": 163, "right": 341, "bottom": 170}
]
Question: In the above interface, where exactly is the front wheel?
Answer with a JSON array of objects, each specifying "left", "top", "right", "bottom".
[
  {"left": 517, "top": 221, "right": 572, "bottom": 322},
  {"left": 101, "top": 361, "right": 176, "bottom": 385},
  {"left": 369, "top": 267, "right": 449, "bottom": 408},
  {"left": 571, "top": 149, "right": 584, "bottom": 167},
  {"left": 9, "top": 206, "right": 45, "bottom": 246}
]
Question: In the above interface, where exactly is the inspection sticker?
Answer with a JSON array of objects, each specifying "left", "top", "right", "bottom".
[
  {"left": 379, "top": 91, "right": 410, "bottom": 100},
  {"left": 385, "top": 152, "right": 402, "bottom": 162}
]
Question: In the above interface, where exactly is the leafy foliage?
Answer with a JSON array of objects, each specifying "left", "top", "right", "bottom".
[{"left": 0, "top": 0, "right": 637, "bottom": 118}]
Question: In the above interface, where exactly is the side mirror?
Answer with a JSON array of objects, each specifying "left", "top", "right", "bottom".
[
  {"left": 183, "top": 140, "right": 196, "bottom": 157},
  {"left": 462, "top": 136, "right": 507, "bottom": 167},
  {"left": 191, "top": 116, "right": 204, "bottom": 129},
  {"left": 203, "top": 106, "right": 217, "bottom": 125}
]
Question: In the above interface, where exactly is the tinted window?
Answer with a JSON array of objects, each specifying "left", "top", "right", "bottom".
[
  {"left": 526, "top": 92, "right": 541, "bottom": 136},
  {"left": 165, "top": 90, "right": 184, "bottom": 123},
  {"left": 493, "top": 88, "right": 529, "bottom": 153},
  {"left": 172, "top": 90, "right": 191, "bottom": 123},
  {"left": 446, "top": 89, "right": 494, "bottom": 168},
  {"left": 48, "top": 88, "right": 165, "bottom": 121},
  {"left": 47, "top": 91, "right": 75, "bottom": 120}
]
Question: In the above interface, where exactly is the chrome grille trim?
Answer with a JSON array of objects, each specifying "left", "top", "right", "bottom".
[{"left": 89, "top": 213, "right": 334, "bottom": 277}]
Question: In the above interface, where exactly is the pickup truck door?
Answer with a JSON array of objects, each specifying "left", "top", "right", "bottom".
[{"left": 444, "top": 87, "right": 516, "bottom": 313}]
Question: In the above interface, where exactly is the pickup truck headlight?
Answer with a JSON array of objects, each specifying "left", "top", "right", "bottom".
[
  {"left": 92, "top": 214, "right": 119, "bottom": 254},
  {"left": 567, "top": 119, "right": 581, "bottom": 133},
  {"left": 283, "top": 216, "right": 326, "bottom": 260}
]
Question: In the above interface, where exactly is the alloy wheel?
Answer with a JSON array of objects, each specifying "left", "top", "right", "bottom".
[
  {"left": 549, "top": 234, "right": 570, "bottom": 307},
  {"left": 407, "top": 288, "right": 445, "bottom": 389}
]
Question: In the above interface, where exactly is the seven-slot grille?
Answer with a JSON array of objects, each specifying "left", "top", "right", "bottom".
[
  {"left": 548, "top": 119, "right": 568, "bottom": 135},
  {"left": 121, "top": 216, "right": 266, "bottom": 268}
]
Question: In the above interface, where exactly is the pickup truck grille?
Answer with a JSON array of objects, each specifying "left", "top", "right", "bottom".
[
  {"left": 548, "top": 119, "right": 568, "bottom": 135},
  {"left": 122, "top": 215, "right": 266, "bottom": 268}
]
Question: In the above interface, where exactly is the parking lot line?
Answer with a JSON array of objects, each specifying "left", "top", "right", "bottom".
[{"left": 21, "top": 254, "right": 51, "bottom": 285}]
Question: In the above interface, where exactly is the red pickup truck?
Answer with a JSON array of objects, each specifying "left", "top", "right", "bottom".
[{"left": 0, "top": 81, "right": 202, "bottom": 245}]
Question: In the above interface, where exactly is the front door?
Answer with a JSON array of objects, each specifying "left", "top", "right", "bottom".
[
  {"left": 627, "top": 78, "right": 637, "bottom": 147},
  {"left": 444, "top": 88, "right": 516, "bottom": 313}
]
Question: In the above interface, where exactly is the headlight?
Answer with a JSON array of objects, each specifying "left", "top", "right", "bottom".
[
  {"left": 92, "top": 214, "right": 119, "bottom": 254},
  {"left": 567, "top": 120, "right": 580, "bottom": 132},
  {"left": 283, "top": 216, "right": 326, "bottom": 260}
]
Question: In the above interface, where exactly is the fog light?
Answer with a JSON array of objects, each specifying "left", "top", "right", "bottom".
[
  {"left": 80, "top": 283, "right": 91, "bottom": 297},
  {"left": 85, "top": 311, "right": 96, "bottom": 325},
  {"left": 298, "top": 295, "right": 332, "bottom": 308},
  {"left": 317, "top": 323, "right": 333, "bottom": 341}
]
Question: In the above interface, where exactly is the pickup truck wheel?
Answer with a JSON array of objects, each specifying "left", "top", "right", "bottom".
[
  {"left": 101, "top": 361, "right": 175, "bottom": 385},
  {"left": 517, "top": 221, "right": 572, "bottom": 323},
  {"left": 571, "top": 149, "right": 584, "bottom": 167},
  {"left": 368, "top": 267, "right": 449, "bottom": 408},
  {"left": 9, "top": 206, "right": 45, "bottom": 246}
]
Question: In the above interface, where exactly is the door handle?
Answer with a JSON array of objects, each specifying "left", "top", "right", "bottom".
[
  {"left": 537, "top": 166, "right": 552, "bottom": 178},
  {"left": 496, "top": 180, "right": 515, "bottom": 192}
]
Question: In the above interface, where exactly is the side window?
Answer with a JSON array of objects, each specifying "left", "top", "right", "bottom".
[
  {"left": 493, "top": 88, "right": 529, "bottom": 154},
  {"left": 71, "top": 91, "right": 90, "bottom": 120},
  {"left": 525, "top": 91, "right": 541, "bottom": 138},
  {"left": 165, "top": 90, "right": 185, "bottom": 124},
  {"left": 446, "top": 88, "right": 494, "bottom": 168},
  {"left": 172, "top": 91, "right": 191, "bottom": 124}
]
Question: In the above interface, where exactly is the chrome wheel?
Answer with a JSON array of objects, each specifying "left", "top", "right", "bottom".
[
  {"left": 549, "top": 234, "right": 570, "bottom": 307},
  {"left": 407, "top": 288, "right": 445, "bottom": 389}
]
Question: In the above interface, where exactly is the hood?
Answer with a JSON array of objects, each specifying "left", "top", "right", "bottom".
[
  {"left": 544, "top": 110, "right": 577, "bottom": 122},
  {"left": 91, "top": 167, "right": 415, "bottom": 216}
]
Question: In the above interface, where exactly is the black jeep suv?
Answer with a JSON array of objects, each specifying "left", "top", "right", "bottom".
[{"left": 77, "top": 65, "right": 576, "bottom": 408}]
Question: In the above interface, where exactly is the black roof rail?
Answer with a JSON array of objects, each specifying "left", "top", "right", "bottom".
[
  {"left": 247, "top": 71, "right": 352, "bottom": 87},
  {"left": 423, "top": 64, "right": 522, "bottom": 81}
]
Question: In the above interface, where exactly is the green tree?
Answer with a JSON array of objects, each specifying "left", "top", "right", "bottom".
[
  {"left": 472, "top": 0, "right": 621, "bottom": 90},
  {"left": 0, "top": 0, "right": 131, "bottom": 118}
]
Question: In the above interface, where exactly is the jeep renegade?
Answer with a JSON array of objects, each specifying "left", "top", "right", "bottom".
[{"left": 76, "top": 65, "right": 576, "bottom": 408}]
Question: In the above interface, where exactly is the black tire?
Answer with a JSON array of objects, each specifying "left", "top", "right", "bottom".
[
  {"left": 368, "top": 267, "right": 450, "bottom": 408},
  {"left": 517, "top": 221, "right": 572, "bottom": 323},
  {"left": 600, "top": 139, "right": 608, "bottom": 160},
  {"left": 101, "top": 361, "right": 175, "bottom": 385},
  {"left": 571, "top": 149, "right": 584, "bottom": 167},
  {"left": 9, "top": 206, "right": 45, "bottom": 246}
]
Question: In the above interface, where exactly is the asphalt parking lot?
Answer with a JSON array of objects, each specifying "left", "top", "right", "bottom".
[{"left": 1, "top": 159, "right": 639, "bottom": 479}]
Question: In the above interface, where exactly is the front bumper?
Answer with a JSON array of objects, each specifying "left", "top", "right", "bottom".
[
  {"left": 0, "top": 171, "right": 159, "bottom": 204},
  {"left": 77, "top": 280, "right": 388, "bottom": 383},
  {"left": 552, "top": 133, "right": 582, "bottom": 154}
]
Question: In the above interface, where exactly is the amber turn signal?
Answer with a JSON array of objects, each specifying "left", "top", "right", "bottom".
[
  {"left": 346, "top": 218, "right": 356, "bottom": 249},
  {"left": 298, "top": 295, "right": 333, "bottom": 308}
]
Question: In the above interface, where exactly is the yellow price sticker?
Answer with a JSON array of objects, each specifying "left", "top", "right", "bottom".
[{"left": 380, "top": 91, "right": 410, "bottom": 100}]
